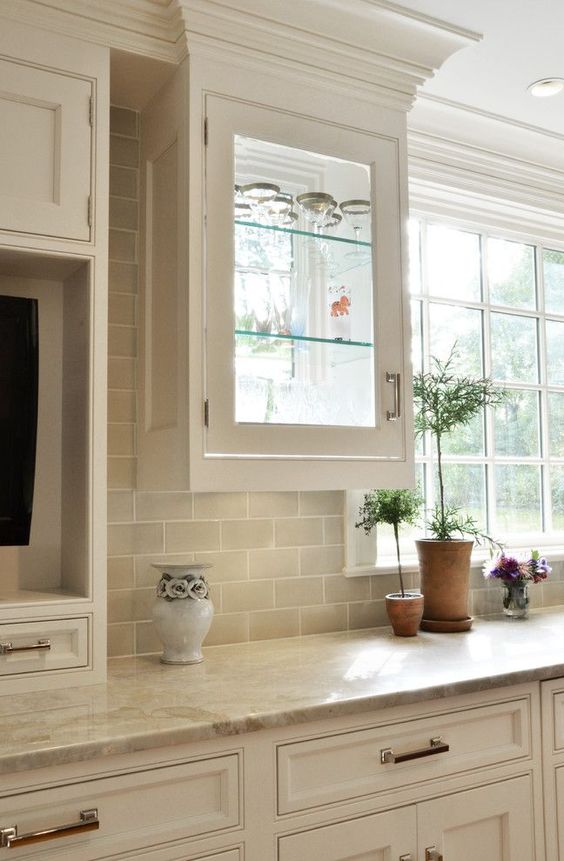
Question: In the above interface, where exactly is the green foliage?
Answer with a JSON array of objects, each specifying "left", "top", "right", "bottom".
[
  {"left": 356, "top": 488, "right": 422, "bottom": 597},
  {"left": 413, "top": 348, "right": 505, "bottom": 544}
]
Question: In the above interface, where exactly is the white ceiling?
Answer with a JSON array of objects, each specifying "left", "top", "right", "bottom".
[{"left": 396, "top": 0, "right": 564, "bottom": 138}]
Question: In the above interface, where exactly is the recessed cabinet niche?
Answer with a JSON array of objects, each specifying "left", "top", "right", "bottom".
[{"left": 0, "top": 250, "right": 105, "bottom": 691}]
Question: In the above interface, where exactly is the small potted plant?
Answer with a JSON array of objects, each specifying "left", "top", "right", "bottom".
[
  {"left": 483, "top": 550, "right": 551, "bottom": 619},
  {"left": 413, "top": 350, "right": 504, "bottom": 632},
  {"left": 356, "top": 488, "right": 423, "bottom": 636}
]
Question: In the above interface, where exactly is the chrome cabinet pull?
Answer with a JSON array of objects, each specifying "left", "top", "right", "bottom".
[
  {"left": 399, "top": 855, "right": 413, "bottom": 860},
  {"left": 386, "top": 371, "right": 401, "bottom": 421},
  {"left": 380, "top": 736, "right": 449, "bottom": 764},
  {"left": 0, "top": 639, "right": 51, "bottom": 655},
  {"left": 0, "top": 809, "right": 99, "bottom": 848},
  {"left": 425, "top": 847, "right": 443, "bottom": 861}
]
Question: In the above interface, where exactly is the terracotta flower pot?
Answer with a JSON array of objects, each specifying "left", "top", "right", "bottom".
[
  {"left": 415, "top": 539, "right": 474, "bottom": 633},
  {"left": 385, "top": 591, "right": 424, "bottom": 637}
]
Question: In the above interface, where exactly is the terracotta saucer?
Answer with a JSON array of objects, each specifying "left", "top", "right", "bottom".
[{"left": 420, "top": 616, "right": 473, "bottom": 633}]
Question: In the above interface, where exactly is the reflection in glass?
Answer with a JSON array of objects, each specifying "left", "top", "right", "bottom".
[
  {"left": 428, "top": 303, "right": 483, "bottom": 376},
  {"left": 435, "top": 464, "right": 486, "bottom": 526},
  {"left": 548, "top": 392, "right": 564, "bottom": 457},
  {"left": 440, "top": 411, "right": 484, "bottom": 457},
  {"left": 543, "top": 249, "right": 564, "bottom": 314},
  {"left": 495, "top": 464, "right": 541, "bottom": 532},
  {"left": 551, "top": 466, "right": 564, "bottom": 530},
  {"left": 491, "top": 313, "right": 538, "bottom": 383},
  {"left": 546, "top": 320, "right": 564, "bottom": 385},
  {"left": 234, "top": 135, "right": 375, "bottom": 426},
  {"left": 494, "top": 390, "right": 540, "bottom": 457},
  {"left": 487, "top": 237, "right": 536, "bottom": 310},
  {"left": 427, "top": 224, "right": 481, "bottom": 301}
]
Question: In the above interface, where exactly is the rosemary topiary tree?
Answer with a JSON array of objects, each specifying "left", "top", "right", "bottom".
[
  {"left": 356, "top": 488, "right": 422, "bottom": 597},
  {"left": 413, "top": 349, "right": 505, "bottom": 543}
]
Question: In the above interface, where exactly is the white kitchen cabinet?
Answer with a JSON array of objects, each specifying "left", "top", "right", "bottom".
[
  {"left": 0, "top": 682, "right": 544, "bottom": 861},
  {"left": 0, "top": 20, "right": 107, "bottom": 246},
  {"left": 418, "top": 776, "right": 535, "bottom": 861},
  {"left": 278, "top": 805, "right": 416, "bottom": 861},
  {"left": 0, "top": 17, "right": 109, "bottom": 693}
]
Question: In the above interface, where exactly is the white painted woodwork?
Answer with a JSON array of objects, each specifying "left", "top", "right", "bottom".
[
  {"left": 418, "top": 775, "right": 536, "bottom": 861},
  {"left": 138, "top": 61, "right": 189, "bottom": 490},
  {"left": 540, "top": 678, "right": 564, "bottom": 860},
  {"left": 0, "top": 17, "right": 109, "bottom": 693},
  {"left": 278, "top": 805, "right": 416, "bottom": 861},
  {"left": 0, "top": 617, "right": 89, "bottom": 677},
  {"left": 277, "top": 696, "right": 531, "bottom": 814},
  {"left": 0, "top": 58, "right": 91, "bottom": 241},
  {"left": 0, "top": 754, "right": 240, "bottom": 861}
]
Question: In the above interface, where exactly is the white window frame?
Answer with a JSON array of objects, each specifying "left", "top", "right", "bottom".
[{"left": 345, "top": 211, "right": 564, "bottom": 577}]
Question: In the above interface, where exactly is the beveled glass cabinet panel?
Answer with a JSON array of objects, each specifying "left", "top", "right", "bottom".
[
  {"left": 234, "top": 135, "right": 375, "bottom": 427},
  {"left": 204, "top": 94, "right": 408, "bottom": 463}
]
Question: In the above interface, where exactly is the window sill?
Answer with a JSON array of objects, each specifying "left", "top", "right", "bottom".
[{"left": 344, "top": 546, "right": 564, "bottom": 578}]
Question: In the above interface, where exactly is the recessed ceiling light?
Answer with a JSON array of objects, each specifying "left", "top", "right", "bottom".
[{"left": 528, "top": 78, "right": 564, "bottom": 98}]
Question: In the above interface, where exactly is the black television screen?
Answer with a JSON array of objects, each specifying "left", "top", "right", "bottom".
[{"left": 0, "top": 295, "right": 38, "bottom": 546}]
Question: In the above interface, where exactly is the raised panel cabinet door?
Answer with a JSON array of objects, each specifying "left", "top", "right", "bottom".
[
  {"left": 417, "top": 775, "right": 536, "bottom": 861},
  {"left": 0, "top": 57, "right": 92, "bottom": 240},
  {"left": 278, "top": 805, "right": 416, "bottom": 861}
]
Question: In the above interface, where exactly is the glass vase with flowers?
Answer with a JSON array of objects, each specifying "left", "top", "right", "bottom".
[{"left": 483, "top": 551, "right": 551, "bottom": 618}]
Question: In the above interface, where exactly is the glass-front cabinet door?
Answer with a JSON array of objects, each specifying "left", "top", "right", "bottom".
[{"left": 204, "top": 94, "right": 410, "bottom": 472}]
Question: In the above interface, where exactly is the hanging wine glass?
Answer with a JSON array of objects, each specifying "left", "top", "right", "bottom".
[
  {"left": 240, "top": 182, "right": 280, "bottom": 222},
  {"left": 339, "top": 199, "right": 371, "bottom": 243},
  {"left": 296, "top": 192, "right": 337, "bottom": 231},
  {"left": 267, "top": 192, "right": 294, "bottom": 225}
]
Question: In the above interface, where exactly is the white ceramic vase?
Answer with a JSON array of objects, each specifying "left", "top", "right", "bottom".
[{"left": 152, "top": 563, "right": 214, "bottom": 664}]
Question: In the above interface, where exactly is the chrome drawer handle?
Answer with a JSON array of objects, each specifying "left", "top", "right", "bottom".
[
  {"left": 425, "top": 847, "right": 443, "bottom": 861},
  {"left": 0, "top": 809, "right": 99, "bottom": 848},
  {"left": 0, "top": 639, "right": 51, "bottom": 655},
  {"left": 380, "top": 736, "right": 449, "bottom": 764},
  {"left": 386, "top": 371, "right": 401, "bottom": 421}
]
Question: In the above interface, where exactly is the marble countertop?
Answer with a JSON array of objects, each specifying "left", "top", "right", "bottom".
[{"left": 3, "top": 607, "right": 564, "bottom": 776}]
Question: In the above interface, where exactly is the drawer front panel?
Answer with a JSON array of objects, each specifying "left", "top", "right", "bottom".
[
  {"left": 278, "top": 697, "right": 530, "bottom": 814},
  {"left": 0, "top": 618, "right": 89, "bottom": 677},
  {"left": 0, "top": 755, "right": 240, "bottom": 860}
]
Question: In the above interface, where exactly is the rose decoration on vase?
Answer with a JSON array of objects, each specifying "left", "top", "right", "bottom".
[
  {"left": 483, "top": 550, "right": 551, "bottom": 619},
  {"left": 152, "top": 563, "right": 214, "bottom": 664}
]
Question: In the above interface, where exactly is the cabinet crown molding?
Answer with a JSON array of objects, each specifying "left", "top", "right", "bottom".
[{"left": 5, "top": 0, "right": 479, "bottom": 108}]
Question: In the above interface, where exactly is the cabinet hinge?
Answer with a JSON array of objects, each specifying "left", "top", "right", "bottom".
[
  {"left": 87, "top": 195, "right": 92, "bottom": 227},
  {"left": 89, "top": 95, "right": 94, "bottom": 126},
  {"left": 204, "top": 398, "right": 210, "bottom": 427},
  {"left": 204, "top": 117, "right": 208, "bottom": 146}
]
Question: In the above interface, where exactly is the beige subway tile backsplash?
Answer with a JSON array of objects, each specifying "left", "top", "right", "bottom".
[
  {"left": 324, "top": 574, "right": 370, "bottom": 604},
  {"left": 107, "top": 556, "right": 134, "bottom": 589},
  {"left": 300, "top": 546, "right": 344, "bottom": 576},
  {"left": 110, "top": 134, "right": 139, "bottom": 168},
  {"left": 300, "top": 491, "right": 344, "bottom": 515},
  {"left": 275, "top": 576, "right": 324, "bottom": 608},
  {"left": 108, "top": 357, "right": 135, "bottom": 390},
  {"left": 110, "top": 106, "right": 138, "bottom": 138},
  {"left": 108, "top": 390, "right": 136, "bottom": 423},
  {"left": 109, "top": 261, "right": 137, "bottom": 294},
  {"left": 194, "top": 492, "right": 247, "bottom": 520},
  {"left": 108, "top": 522, "right": 164, "bottom": 556},
  {"left": 108, "top": 491, "right": 134, "bottom": 523},
  {"left": 249, "top": 492, "right": 298, "bottom": 517},
  {"left": 222, "top": 580, "right": 274, "bottom": 613},
  {"left": 249, "top": 548, "right": 299, "bottom": 579},
  {"left": 205, "top": 613, "right": 250, "bottom": 646},
  {"left": 109, "top": 293, "right": 136, "bottom": 325},
  {"left": 165, "top": 520, "right": 221, "bottom": 553},
  {"left": 301, "top": 604, "right": 347, "bottom": 636},
  {"left": 108, "top": 424, "right": 135, "bottom": 457},
  {"left": 222, "top": 519, "right": 273, "bottom": 550},
  {"left": 275, "top": 517, "right": 323, "bottom": 547},
  {"left": 110, "top": 166, "right": 138, "bottom": 200},
  {"left": 250, "top": 608, "right": 299, "bottom": 641},
  {"left": 107, "top": 456, "right": 136, "bottom": 490},
  {"left": 110, "top": 196, "right": 138, "bottom": 231},
  {"left": 136, "top": 492, "right": 193, "bottom": 522},
  {"left": 109, "top": 229, "right": 136, "bottom": 263}
]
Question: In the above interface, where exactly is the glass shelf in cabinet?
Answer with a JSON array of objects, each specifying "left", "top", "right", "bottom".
[
  {"left": 235, "top": 329, "right": 373, "bottom": 348},
  {"left": 234, "top": 219, "right": 372, "bottom": 247}
]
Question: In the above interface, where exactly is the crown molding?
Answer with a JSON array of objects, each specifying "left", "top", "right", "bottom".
[
  {"left": 0, "top": 0, "right": 185, "bottom": 62},
  {"left": 178, "top": 0, "right": 479, "bottom": 109},
  {"left": 408, "top": 129, "right": 564, "bottom": 242},
  {"left": 0, "top": 0, "right": 479, "bottom": 110}
]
